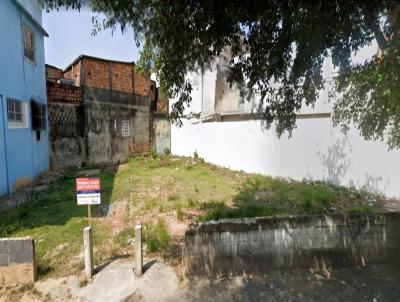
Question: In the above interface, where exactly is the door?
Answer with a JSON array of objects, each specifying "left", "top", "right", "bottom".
[{"left": 0, "top": 96, "right": 9, "bottom": 196}]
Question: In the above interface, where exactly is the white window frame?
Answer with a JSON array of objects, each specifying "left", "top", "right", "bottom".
[
  {"left": 121, "top": 120, "right": 131, "bottom": 137},
  {"left": 7, "top": 98, "right": 29, "bottom": 129},
  {"left": 22, "top": 25, "right": 35, "bottom": 65}
]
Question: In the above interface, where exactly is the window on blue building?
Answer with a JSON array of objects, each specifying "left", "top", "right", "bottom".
[
  {"left": 7, "top": 98, "right": 28, "bottom": 128},
  {"left": 22, "top": 26, "right": 35, "bottom": 64}
]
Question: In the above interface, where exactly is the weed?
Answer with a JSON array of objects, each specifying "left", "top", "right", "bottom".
[
  {"left": 168, "top": 194, "right": 180, "bottom": 202},
  {"left": 176, "top": 208, "right": 184, "bottom": 221},
  {"left": 143, "top": 198, "right": 161, "bottom": 212},
  {"left": 346, "top": 204, "right": 373, "bottom": 214},
  {"left": 199, "top": 201, "right": 282, "bottom": 222},
  {"left": 150, "top": 150, "right": 159, "bottom": 159},
  {"left": 187, "top": 197, "right": 198, "bottom": 209},
  {"left": 145, "top": 218, "right": 170, "bottom": 253},
  {"left": 114, "top": 226, "right": 135, "bottom": 248},
  {"left": 200, "top": 174, "right": 380, "bottom": 221}
]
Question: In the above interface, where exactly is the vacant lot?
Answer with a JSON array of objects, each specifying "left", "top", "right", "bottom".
[{"left": 0, "top": 155, "right": 383, "bottom": 280}]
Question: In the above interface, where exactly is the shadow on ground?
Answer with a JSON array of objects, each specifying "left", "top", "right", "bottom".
[{"left": 181, "top": 265, "right": 400, "bottom": 302}]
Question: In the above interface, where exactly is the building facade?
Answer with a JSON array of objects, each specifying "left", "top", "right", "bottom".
[
  {"left": 171, "top": 53, "right": 400, "bottom": 198},
  {"left": 0, "top": 0, "right": 49, "bottom": 196},
  {"left": 46, "top": 55, "right": 170, "bottom": 170}
]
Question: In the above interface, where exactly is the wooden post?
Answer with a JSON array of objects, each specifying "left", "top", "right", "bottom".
[
  {"left": 83, "top": 226, "right": 94, "bottom": 279},
  {"left": 135, "top": 225, "right": 143, "bottom": 277},
  {"left": 88, "top": 205, "right": 91, "bottom": 226}
]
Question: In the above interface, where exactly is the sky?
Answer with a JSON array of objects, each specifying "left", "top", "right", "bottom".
[
  {"left": 42, "top": 7, "right": 377, "bottom": 72},
  {"left": 42, "top": 8, "right": 140, "bottom": 69}
]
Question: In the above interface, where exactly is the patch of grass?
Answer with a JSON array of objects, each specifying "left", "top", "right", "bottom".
[
  {"left": 176, "top": 207, "right": 184, "bottom": 221},
  {"left": 187, "top": 197, "right": 199, "bottom": 209},
  {"left": 114, "top": 226, "right": 136, "bottom": 248},
  {"left": 168, "top": 194, "right": 180, "bottom": 202},
  {"left": 143, "top": 197, "right": 161, "bottom": 212},
  {"left": 200, "top": 175, "right": 381, "bottom": 221},
  {"left": 346, "top": 204, "right": 374, "bottom": 214},
  {"left": 199, "top": 201, "right": 283, "bottom": 221},
  {"left": 145, "top": 218, "right": 170, "bottom": 253},
  {"left": 0, "top": 174, "right": 112, "bottom": 278}
]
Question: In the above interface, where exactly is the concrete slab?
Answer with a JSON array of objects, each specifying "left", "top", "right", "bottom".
[{"left": 36, "top": 258, "right": 179, "bottom": 302}]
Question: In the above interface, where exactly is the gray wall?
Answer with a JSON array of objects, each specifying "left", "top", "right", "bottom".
[
  {"left": 184, "top": 213, "right": 400, "bottom": 276},
  {"left": 0, "top": 238, "right": 36, "bottom": 284},
  {"left": 85, "top": 100, "right": 151, "bottom": 165},
  {"left": 153, "top": 117, "right": 171, "bottom": 155},
  {"left": 48, "top": 89, "right": 152, "bottom": 169},
  {"left": 48, "top": 101, "right": 86, "bottom": 169}
]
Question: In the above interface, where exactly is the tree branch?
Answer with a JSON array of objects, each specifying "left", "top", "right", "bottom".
[{"left": 362, "top": 5, "right": 388, "bottom": 50}]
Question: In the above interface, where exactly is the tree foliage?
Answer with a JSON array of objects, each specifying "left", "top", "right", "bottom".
[{"left": 43, "top": 0, "right": 400, "bottom": 148}]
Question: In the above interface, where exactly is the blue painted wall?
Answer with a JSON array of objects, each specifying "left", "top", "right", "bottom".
[{"left": 0, "top": 0, "right": 49, "bottom": 196}]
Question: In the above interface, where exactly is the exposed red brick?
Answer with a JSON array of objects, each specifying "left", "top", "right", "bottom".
[
  {"left": 134, "top": 71, "right": 151, "bottom": 96},
  {"left": 47, "top": 82, "right": 83, "bottom": 103},
  {"left": 46, "top": 65, "right": 63, "bottom": 83}
]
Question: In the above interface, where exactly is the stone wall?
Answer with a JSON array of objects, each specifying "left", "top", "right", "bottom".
[
  {"left": 0, "top": 238, "right": 36, "bottom": 285},
  {"left": 184, "top": 213, "right": 400, "bottom": 276}
]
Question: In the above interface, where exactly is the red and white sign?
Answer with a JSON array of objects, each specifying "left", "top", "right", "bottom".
[{"left": 76, "top": 178, "right": 101, "bottom": 205}]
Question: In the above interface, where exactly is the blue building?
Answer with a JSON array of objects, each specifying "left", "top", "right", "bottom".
[{"left": 0, "top": 0, "right": 49, "bottom": 196}]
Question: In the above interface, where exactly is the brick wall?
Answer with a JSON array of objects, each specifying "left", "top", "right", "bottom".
[
  {"left": 47, "top": 82, "right": 83, "bottom": 103},
  {"left": 46, "top": 65, "right": 63, "bottom": 83},
  {"left": 111, "top": 62, "right": 133, "bottom": 93},
  {"left": 134, "top": 71, "right": 151, "bottom": 96},
  {"left": 63, "top": 57, "right": 154, "bottom": 97},
  {"left": 83, "top": 58, "right": 110, "bottom": 90},
  {"left": 64, "top": 61, "right": 81, "bottom": 86}
]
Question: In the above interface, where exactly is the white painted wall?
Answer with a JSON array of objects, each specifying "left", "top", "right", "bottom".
[
  {"left": 172, "top": 118, "right": 400, "bottom": 197},
  {"left": 171, "top": 48, "right": 400, "bottom": 198}
]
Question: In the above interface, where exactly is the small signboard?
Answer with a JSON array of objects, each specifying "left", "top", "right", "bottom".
[{"left": 76, "top": 178, "right": 101, "bottom": 205}]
